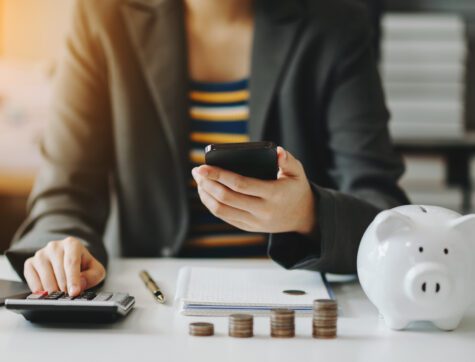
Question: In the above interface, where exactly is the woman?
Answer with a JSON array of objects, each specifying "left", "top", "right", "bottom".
[{"left": 7, "top": 0, "right": 408, "bottom": 297}]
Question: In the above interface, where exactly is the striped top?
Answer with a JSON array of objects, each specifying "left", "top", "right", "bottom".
[{"left": 181, "top": 79, "right": 268, "bottom": 258}]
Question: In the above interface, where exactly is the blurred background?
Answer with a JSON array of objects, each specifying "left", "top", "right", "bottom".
[{"left": 0, "top": 0, "right": 474, "bottom": 254}]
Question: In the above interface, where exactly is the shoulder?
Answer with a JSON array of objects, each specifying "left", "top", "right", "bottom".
[
  {"left": 70, "top": 0, "right": 128, "bottom": 34},
  {"left": 300, "top": 0, "right": 372, "bottom": 36},
  {"left": 301, "top": 0, "right": 370, "bottom": 26}
]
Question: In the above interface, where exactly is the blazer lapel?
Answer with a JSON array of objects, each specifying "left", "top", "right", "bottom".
[
  {"left": 121, "top": 0, "right": 190, "bottom": 254},
  {"left": 121, "top": 0, "right": 189, "bottom": 177},
  {"left": 250, "top": 0, "right": 303, "bottom": 141}
]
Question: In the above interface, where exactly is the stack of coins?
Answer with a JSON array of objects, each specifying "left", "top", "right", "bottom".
[
  {"left": 189, "top": 322, "right": 214, "bottom": 337},
  {"left": 270, "top": 309, "right": 295, "bottom": 338},
  {"left": 312, "top": 299, "right": 338, "bottom": 339},
  {"left": 229, "top": 314, "right": 253, "bottom": 338}
]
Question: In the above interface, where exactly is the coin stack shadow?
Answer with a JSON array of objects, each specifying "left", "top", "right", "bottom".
[
  {"left": 189, "top": 322, "right": 214, "bottom": 337},
  {"left": 312, "top": 299, "right": 337, "bottom": 339},
  {"left": 270, "top": 309, "right": 295, "bottom": 338},
  {"left": 229, "top": 314, "right": 253, "bottom": 338}
]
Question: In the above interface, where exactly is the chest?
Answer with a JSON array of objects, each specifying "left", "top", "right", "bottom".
[{"left": 185, "top": 21, "right": 254, "bottom": 82}]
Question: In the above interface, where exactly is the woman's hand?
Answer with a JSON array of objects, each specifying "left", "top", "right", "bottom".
[
  {"left": 192, "top": 146, "right": 316, "bottom": 235},
  {"left": 23, "top": 237, "right": 106, "bottom": 297}
]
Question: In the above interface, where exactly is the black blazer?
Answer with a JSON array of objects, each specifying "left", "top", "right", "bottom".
[{"left": 6, "top": 0, "right": 409, "bottom": 277}]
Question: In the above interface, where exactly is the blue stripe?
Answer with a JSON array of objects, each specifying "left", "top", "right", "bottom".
[
  {"left": 190, "top": 141, "right": 211, "bottom": 150},
  {"left": 191, "top": 121, "right": 248, "bottom": 134},
  {"left": 190, "top": 79, "right": 249, "bottom": 92},
  {"left": 190, "top": 117, "right": 248, "bottom": 124},
  {"left": 179, "top": 243, "right": 267, "bottom": 258},
  {"left": 192, "top": 213, "right": 225, "bottom": 224},
  {"left": 191, "top": 100, "right": 248, "bottom": 108}
]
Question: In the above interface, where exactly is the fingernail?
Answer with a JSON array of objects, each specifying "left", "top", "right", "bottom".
[
  {"left": 197, "top": 167, "right": 208, "bottom": 177},
  {"left": 69, "top": 285, "right": 79, "bottom": 296},
  {"left": 280, "top": 147, "right": 288, "bottom": 160}
]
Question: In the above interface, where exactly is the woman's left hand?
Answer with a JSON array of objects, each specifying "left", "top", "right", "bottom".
[{"left": 191, "top": 146, "right": 316, "bottom": 235}]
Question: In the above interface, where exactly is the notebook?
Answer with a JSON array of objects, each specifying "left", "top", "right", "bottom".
[{"left": 175, "top": 266, "right": 332, "bottom": 316}]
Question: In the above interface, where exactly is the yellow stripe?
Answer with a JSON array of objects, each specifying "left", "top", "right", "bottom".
[
  {"left": 190, "top": 109, "right": 249, "bottom": 121},
  {"left": 190, "top": 90, "right": 249, "bottom": 103},
  {"left": 187, "top": 234, "right": 266, "bottom": 247},
  {"left": 190, "top": 133, "right": 249, "bottom": 144},
  {"left": 189, "top": 149, "right": 205, "bottom": 164}
]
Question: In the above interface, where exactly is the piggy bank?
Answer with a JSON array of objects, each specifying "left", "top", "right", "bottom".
[{"left": 357, "top": 205, "right": 475, "bottom": 331}]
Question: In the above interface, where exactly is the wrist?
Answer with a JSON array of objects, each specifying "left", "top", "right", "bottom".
[{"left": 295, "top": 186, "right": 316, "bottom": 236}]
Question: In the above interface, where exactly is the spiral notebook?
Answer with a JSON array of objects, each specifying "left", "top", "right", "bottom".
[{"left": 175, "top": 266, "right": 332, "bottom": 316}]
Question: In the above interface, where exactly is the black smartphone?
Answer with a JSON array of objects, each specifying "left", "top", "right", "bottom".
[{"left": 205, "top": 142, "right": 278, "bottom": 180}]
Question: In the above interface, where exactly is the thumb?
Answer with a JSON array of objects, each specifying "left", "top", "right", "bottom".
[
  {"left": 277, "top": 146, "right": 303, "bottom": 178},
  {"left": 80, "top": 259, "right": 106, "bottom": 290}
]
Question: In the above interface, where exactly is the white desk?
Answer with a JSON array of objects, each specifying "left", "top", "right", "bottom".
[{"left": 1, "top": 256, "right": 474, "bottom": 362}]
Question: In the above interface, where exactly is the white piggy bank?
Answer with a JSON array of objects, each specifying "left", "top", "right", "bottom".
[{"left": 357, "top": 205, "right": 475, "bottom": 331}]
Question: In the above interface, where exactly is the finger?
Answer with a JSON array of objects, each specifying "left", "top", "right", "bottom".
[
  {"left": 197, "top": 186, "right": 254, "bottom": 225},
  {"left": 277, "top": 147, "right": 304, "bottom": 178},
  {"left": 32, "top": 253, "right": 59, "bottom": 293},
  {"left": 196, "top": 177, "right": 262, "bottom": 212},
  {"left": 24, "top": 258, "right": 43, "bottom": 292},
  {"left": 80, "top": 258, "right": 106, "bottom": 290},
  {"left": 46, "top": 243, "right": 67, "bottom": 292},
  {"left": 63, "top": 238, "right": 83, "bottom": 296},
  {"left": 192, "top": 166, "right": 270, "bottom": 198}
]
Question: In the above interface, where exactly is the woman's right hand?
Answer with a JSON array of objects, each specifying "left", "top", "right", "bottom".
[{"left": 23, "top": 237, "right": 106, "bottom": 297}]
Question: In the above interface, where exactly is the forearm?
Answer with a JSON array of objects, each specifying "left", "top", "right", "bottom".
[
  {"left": 6, "top": 213, "right": 109, "bottom": 279},
  {"left": 268, "top": 182, "right": 408, "bottom": 274}
]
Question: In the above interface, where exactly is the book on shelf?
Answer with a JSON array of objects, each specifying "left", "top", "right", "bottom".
[
  {"left": 382, "top": 40, "right": 466, "bottom": 63},
  {"left": 389, "top": 123, "right": 464, "bottom": 139},
  {"left": 383, "top": 13, "right": 465, "bottom": 41},
  {"left": 388, "top": 100, "right": 464, "bottom": 123},
  {"left": 382, "top": 63, "right": 465, "bottom": 83},
  {"left": 384, "top": 82, "right": 464, "bottom": 101}
]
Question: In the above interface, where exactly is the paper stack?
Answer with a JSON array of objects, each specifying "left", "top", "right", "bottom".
[
  {"left": 381, "top": 14, "right": 467, "bottom": 140},
  {"left": 176, "top": 266, "right": 331, "bottom": 316}
]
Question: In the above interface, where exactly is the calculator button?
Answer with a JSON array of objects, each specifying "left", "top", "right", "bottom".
[
  {"left": 44, "top": 291, "right": 64, "bottom": 300},
  {"left": 59, "top": 294, "right": 76, "bottom": 300},
  {"left": 27, "top": 291, "right": 48, "bottom": 300},
  {"left": 77, "top": 291, "right": 97, "bottom": 300},
  {"left": 93, "top": 292, "right": 113, "bottom": 301}
]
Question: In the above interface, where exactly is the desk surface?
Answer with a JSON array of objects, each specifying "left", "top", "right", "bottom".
[{"left": 1, "top": 256, "right": 475, "bottom": 362}]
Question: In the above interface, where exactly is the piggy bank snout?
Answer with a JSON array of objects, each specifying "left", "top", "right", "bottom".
[{"left": 404, "top": 263, "right": 451, "bottom": 305}]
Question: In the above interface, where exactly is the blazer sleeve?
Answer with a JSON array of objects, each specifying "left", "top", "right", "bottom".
[
  {"left": 6, "top": 0, "right": 111, "bottom": 278},
  {"left": 268, "top": 6, "right": 410, "bottom": 274}
]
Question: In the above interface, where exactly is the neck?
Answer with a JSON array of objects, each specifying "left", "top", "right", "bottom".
[{"left": 184, "top": 0, "right": 254, "bottom": 24}]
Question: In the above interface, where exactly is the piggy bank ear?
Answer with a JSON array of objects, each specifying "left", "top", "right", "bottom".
[
  {"left": 375, "top": 210, "right": 413, "bottom": 242},
  {"left": 449, "top": 214, "right": 475, "bottom": 235}
]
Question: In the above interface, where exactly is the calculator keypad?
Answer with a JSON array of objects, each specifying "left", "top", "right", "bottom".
[
  {"left": 24, "top": 291, "right": 120, "bottom": 302},
  {"left": 7, "top": 291, "right": 135, "bottom": 323},
  {"left": 44, "top": 291, "right": 65, "bottom": 300},
  {"left": 76, "top": 291, "right": 97, "bottom": 300},
  {"left": 26, "top": 291, "right": 48, "bottom": 300}
]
